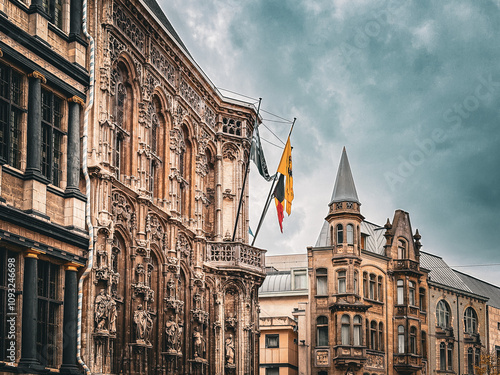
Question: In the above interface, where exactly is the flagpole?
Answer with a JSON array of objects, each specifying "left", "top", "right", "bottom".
[
  {"left": 232, "top": 98, "right": 262, "bottom": 242},
  {"left": 251, "top": 118, "right": 296, "bottom": 246}
]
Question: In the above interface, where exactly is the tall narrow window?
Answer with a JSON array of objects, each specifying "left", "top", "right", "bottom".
[
  {"left": 0, "top": 63, "right": 22, "bottom": 169},
  {"left": 347, "top": 224, "right": 354, "bottom": 245},
  {"left": 337, "top": 224, "right": 343, "bottom": 244},
  {"left": 37, "top": 260, "right": 60, "bottom": 367},
  {"left": 419, "top": 288, "right": 426, "bottom": 311},
  {"left": 397, "top": 280, "right": 404, "bottom": 305},
  {"left": 293, "top": 269, "right": 307, "bottom": 290},
  {"left": 316, "top": 268, "right": 328, "bottom": 295},
  {"left": 398, "top": 325, "right": 405, "bottom": 354},
  {"left": 369, "top": 274, "right": 376, "bottom": 300},
  {"left": 440, "top": 342, "right": 446, "bottom": 370},
  {"left": 475, "top": 348, "right": 480, "bottom": 369},
  {"left": 464, "top": 307, "right": 478, "bottom": 334},
  {"left": 409, "top": 281, "right": 416, "bottom": 306},
  {"left": 341, "top": 315, "right": 350, "bottom": 345},
  {"left": 338, "top": 270, "right": 346, "bottom": 294},
  {"left": 468, "top": 348, "right": 474, "bottom": 374},
  {"left": 41, "top": 89, "right": 64, "bottom": 187},
  {"left": 378, "top": 322, "right": 384, "bottom": 351},
  {"left": 398, "top": 239, "right": 406, "bottom": 259},
  {"left": 437, "top": 300, "right": 451, "bottom": 329},
  {"left": 317, "top": 316, "right": 328, "bottom": 346},
  {"left": 448, "top": 343, "right": 453, "bottom": 370},
  {"left": 409, "top": 326, "right": 416, "bottom": 354},
  {"left": 370, "top": 321, "right": 377, "bottom": 350},
  {"left": 377, "top": 276, "right": 383, "bottom": 302},
  {"left": 353, "top": 315, "right": 362, "bottom": 346},
  {"left": 354, "top": 271, "right": 359, "bottom": 295},
  {"left": 421, "top": 331, "right": 427, "bottom": 358},
  {"left": 363, "top": 272, "right": 368, "bottom": 298}
]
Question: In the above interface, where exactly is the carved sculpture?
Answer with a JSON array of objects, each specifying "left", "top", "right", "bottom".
[
  {"left": 165, "top": 315, "right": 178, "bottom": 352},
  {"left": 225, "top": 334, "right": 235, "bottom": 365},
  {"left": 134, "top": 304, "right": 153, "bottom": 345},
  {"left": 193, "top": 326, "right": 205, "bottom": 358},
  {"left": 94, "top": 289, "right": 114, "bottom": 332}
]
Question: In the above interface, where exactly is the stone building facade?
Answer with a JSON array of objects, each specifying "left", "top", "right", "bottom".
[
  {"left": 0, "top": 0, "right": 266, "bottom": 373},
  {"left": 259, "top": 148, "right": 499, "bottom": 375}
]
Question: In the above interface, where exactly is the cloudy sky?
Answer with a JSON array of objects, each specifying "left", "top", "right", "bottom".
[{"left": 159, "top": 0, "right": 500, "bottom": 285}]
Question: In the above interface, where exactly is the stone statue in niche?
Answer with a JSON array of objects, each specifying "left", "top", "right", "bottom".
[
  {"left": 165, "top": 315, "right": 178, "bottom": 352},
  {"left": 109, "top": 298, "right": 117, "bottom": 334},
  {"left": 177, "top": 322, "right": 183, "bottom": 354},
  {"left": 134, "top": 304, "right": 153, "bottom": 345},
  {"left": 94, "top": 289, "right": 113, "bottom": 332},
  {"left": 225, "top": 334, "right": 235, "bottom": 365},
  {"left": 193, "top": 326, "right": 205, "bottom": 358}
]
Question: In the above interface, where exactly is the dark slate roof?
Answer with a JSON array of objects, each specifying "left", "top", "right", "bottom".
[
  {"left": 330, "top": 147, "right": 360, "bottom": 205},
  {"left": 420, "top": 252, "right": 472, "bottom": 292},
  {"left": 454, "top": 270, "right": 500, "bottom": 308},
  {"left": 143, "top": 0, "right": 190, "bottom": 55}
]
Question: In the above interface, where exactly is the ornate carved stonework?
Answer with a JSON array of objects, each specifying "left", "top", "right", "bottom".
[
  {"left": 180, "top": 79, "right": 201, "bottom": 114},
  {"left": 113, "top": 2, "right": 145, "bottom": 52},
  {"left": 111, "top": 191, "right": 134, "bottom": 230},
  {"left": 150, "top": 44, "right": 175, "bottom": 86}
]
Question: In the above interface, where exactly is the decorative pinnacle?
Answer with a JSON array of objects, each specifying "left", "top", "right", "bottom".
[{"left": 384, "top": 218, "right": 392, "bottom": 230}]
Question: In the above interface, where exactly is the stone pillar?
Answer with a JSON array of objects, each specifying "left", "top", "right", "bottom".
[
  {"left": 68, "top": 0, "right": 82, "bottom": 39},
  {"left": 66, "top": 97, "right": 83, "bottom": 194},
  {"left": 19, "top": 250, "right": 43, "bottom": 370},
  {"left": 60, "top": 264, "right": 80, "bottom": 374},
  {"left": 26, "top": 71, "right": 46, "bottom": 180}
]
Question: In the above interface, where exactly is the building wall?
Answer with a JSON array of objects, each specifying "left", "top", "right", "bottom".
[
  {"left": 488, "top": 306, "right": 500, "bottom": 353},
  {"left": 260, "top": 317, "right": 298, "bottom": 375}
]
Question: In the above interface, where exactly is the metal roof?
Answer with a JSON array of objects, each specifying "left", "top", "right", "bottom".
[
  {"left": 454, "top": 270, "right": 500, "bottom": 308},
  {"left": 259, "top": 272, "right": 292, "bottom": 294},
  {"left": 330, "top": 147, "right": 360, "bottom": 205},
  {"left": 420, "top": 252, "right": 472, "bottom": 292}
]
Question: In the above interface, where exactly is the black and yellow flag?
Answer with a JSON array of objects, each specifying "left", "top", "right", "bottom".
[{"left": 277, "top": 136, "right": 293, "bottom": 215}]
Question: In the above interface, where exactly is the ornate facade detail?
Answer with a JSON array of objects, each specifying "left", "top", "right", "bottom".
[
  {"left": 133, "top": 304, "right": 153, "bottom": 345},
  {"left": 111, "top": 191, "right": 134, "bottom": 231},
  {"left": 150, "top": 44, "right": 175, "bottom": 86},
  {"left": 143, "top": 71, "right": 160, "bottom": 102},
  {"left": 180, "top": 79, "right": 201, "bottom": 114},
  {"left": 204, "top": 105, "right": 216, "bottom": 129},
  {"left": 176, "top": 233, "right": 192, "bottom": 262},
  {"left": 113, "top": 2, "right": 145, "bottom": 52},
  {"left": 146, "top": 213, "right": 165, "bottom": 246},
  {"left": 94, "top": 289, "right": 117, "bottom": 334}
]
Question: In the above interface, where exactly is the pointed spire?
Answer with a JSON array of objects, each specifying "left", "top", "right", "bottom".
[{"left": 330, "top": 147, "right": 360, "bottom": 205}]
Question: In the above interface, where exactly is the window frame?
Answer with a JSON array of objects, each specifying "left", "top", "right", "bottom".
[
  {"left": 397, "top": 279, "right": 404, "bottom": 305},
  {"left": 464, "top": 307, "right": 478, "bottom": 335},
  {"left": 346, "top": 224, "right": 354, "bottom": 245},
  {"left": 292, "top": 269, "right": 307, "bottom": 290},
  {"left": 437, "top": 300, "right": 451, "bottom": 329},
  {"left": 265, "top": 334, "right": 279, "bottom": 349},
  {"left": 316, "top": 316, "right": 329, "bottom": 347},
  {"left": 336, "top": 224, "right": 343, "bottom": 244},
  {"left": 0, "top": 62, "right": 23, "bottom": 170},
  {"left": 337, "top": 270, "right": 346, "bottom": 294},
  {"left": 409, "top": 281, "right": 416, "bottom": 306},
  {"left": 341, "top": 315, "right": 350, "bottom": 346},
  {"left": 316, "top": 268, "right": 328, "bottom": 296},
  {"left": 398, "top": 325, "right": 405, "bottom": 354}
]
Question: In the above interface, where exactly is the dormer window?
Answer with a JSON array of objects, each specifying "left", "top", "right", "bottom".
[
  {"left": 347, "top": 224, "right": 354, "bottom": 245},
  {"left": 337, "top": 224, "right": 343, "bottom": 244},
  {"left": 397, "top": 239, "right": 406, "bottom": 259}
]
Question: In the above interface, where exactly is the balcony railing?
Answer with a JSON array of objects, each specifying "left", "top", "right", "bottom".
[
  {"left": 394, "top": 259, "right": 420, "bottom": 272},
  {"left": 393, "top": 353, "right": 423, "bottom": 372},
  {"left": 206, "top": 241, "right": 266, "bottom": 273},
  {"left": 332, "top": 345, "right": 366, "bottom": 367}
]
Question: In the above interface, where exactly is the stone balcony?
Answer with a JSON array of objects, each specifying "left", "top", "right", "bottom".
[
  {"left": 205, "top": 241, "right": 266, "bottom": 274},
  {"left": 393, "top": 353, "right": 423, "bottom": 373},
  {"left": 332, "top": 345, "right": 367, "bottom": 368},
  {"left": 393, "top": 259, "right": 423, "bottom": 274}
]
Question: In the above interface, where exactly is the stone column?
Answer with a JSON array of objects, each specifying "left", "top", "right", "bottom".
[
  {"left": 68, "top": 0, "right": 82, "bottom": 39},
  {"left": 60, "top": 264, "right": 80, "bottom": 374},
  {"left": 25, "top": 71, "right": 46, "bottom": 179},
  {"left": 65, "top": 97, "right": 83, "bottom": 194},
  {"left": 19, "top": 250, "right": 43, "bottom": 370}
]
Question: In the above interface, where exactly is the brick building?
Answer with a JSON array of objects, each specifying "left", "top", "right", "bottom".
[
  {"left": 0, "top": 0, "right": 266, "bottom": 373},
  {"left": 259, "top": 148, "right": 500, "bottom": 375}
]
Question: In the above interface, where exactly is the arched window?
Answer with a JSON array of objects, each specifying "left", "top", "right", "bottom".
[
  {"left": 398, "top": 325, "right": 405, "bottom": 354},
  {"left": 370, "top": 321, "right": 377, "bottom": 350},
  {"left": 378, "top": 322, "right": 384, "bottom": 351},
  {"left": 317, "top": 316, "right": 328, "bottom": 346},
  {"left": 440, "top": 342, "right": 446, "bottom": 370},
  {"left": 337, "top": 270, "right": 346, "bottom": 294},
  {"left": 316, "top": 268, "right": 328, "bottom": 296},
  {"left": 409, "top": 326, "right": 417, "bottom": 354},
  {"left": 409, "top": 281, "right": 416, "bottom": 306},
  {"left": 397, "top": 279, "right": 404, "bottom": 305},
  {"left": 398, "top": 239, "right": 406, "bottom": 259},
  {"left": 341, "top": 315, "right": 350, "bottom": 345},
  {"left": 113, "top": 64, "right": 132, "bottom": 181},
  {"left": 347, "top": 224, "right": 354, "bottom": 245},
  {"left": 437, "top": 300, "right": 451, "bottom": 329},
  {"left": 353, "top": 315, "right": 362, "bottom": 346},
  {"left": 337, "top": 224, "right": 344, "bottom": 244},
  {"left": 354, "top": 271, "right": 359, "bottom": 295},
  {"left": 464, "top": 307, "right": 478, "bottom": 334}
]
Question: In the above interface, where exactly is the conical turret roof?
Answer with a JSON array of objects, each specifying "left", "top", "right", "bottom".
[{"left": 329, "top": 147, "right": 360, "bottom": 205}]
